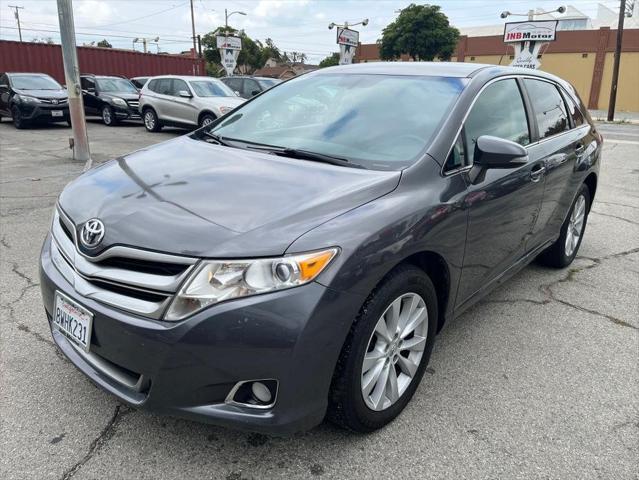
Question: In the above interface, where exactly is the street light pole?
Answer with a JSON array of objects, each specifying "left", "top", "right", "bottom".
[
  {"left": 608, "top": 0, "right": 627, "bottom": 121},
  {"left": 225, "top": 8, "right": 246, "bottom": 33},
  {"left": 8, "top": 5, "right": 24, "bottom": 42},
  {"left": 56, "top": 0, "right": 91, "bottom": 168}
]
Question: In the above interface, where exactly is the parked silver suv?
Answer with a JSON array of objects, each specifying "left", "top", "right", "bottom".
[{"left": 139, "top": 75, "right": 245, "bottom": 132}]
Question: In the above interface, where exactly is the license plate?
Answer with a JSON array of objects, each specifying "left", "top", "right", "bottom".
[
  {"left": 51, "top": 110, "right": 63, "bottom": 117},
  {"left": 53, "top": 292, "right": 93, "bottom": 352}
]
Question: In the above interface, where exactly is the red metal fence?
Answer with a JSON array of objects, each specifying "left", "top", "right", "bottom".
[{"left": 0, "top": 40, "right": 206, "bottom": 83}]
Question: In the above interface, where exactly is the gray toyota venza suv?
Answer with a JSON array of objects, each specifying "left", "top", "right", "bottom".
[{"left": 40, "top": 63, "right": 601, "bottom": 434}]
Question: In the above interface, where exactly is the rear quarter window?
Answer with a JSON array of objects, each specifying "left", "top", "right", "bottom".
[{"left": 524, "top": 79, "right": 570, "bottom": 139}]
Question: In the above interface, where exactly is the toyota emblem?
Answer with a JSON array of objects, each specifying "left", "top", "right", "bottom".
[
  {"left": 80, "top": 219, "right": 105, "bottom": 248},
  {"left": 51, "top": 99, "right": 58, "bottom": 105}
]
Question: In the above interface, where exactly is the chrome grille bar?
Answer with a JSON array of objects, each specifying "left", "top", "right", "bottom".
[{"left": 51, "top": 207, "right": 198, "bottom": 319}]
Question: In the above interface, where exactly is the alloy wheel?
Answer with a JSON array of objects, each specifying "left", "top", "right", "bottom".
[
  {"left": 361, "top": 292, "right": 428, "bottom": 411},
  {"left": 201, "top": 116, "right": 214, "bottom": 127},
  {"left": 102, "top": 107, "right": 112, "bottom": 125},
  {"left": 565, "top": 194, "right": 586, "bottom": 257},
  {"left": 144, "top": 111, "right": 155, "bottom": 130}
]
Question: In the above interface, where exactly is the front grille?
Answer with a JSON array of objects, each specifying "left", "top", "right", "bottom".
[
  {"left": 51, "top": 207, "right": 197, "bottom": 319},
  {"left": 126, "top": 100, "right": 140, "bottom": 108},
  {"left": 39, "top": 98, "right": 68, "bottom": 105}
]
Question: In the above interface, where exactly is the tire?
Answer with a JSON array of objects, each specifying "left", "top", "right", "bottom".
[
  {"left": 142, "top": 108, "right": 161, "bottom": 132},
  {"left": 199, "top": 113, "right": 216, "bottom": 128},
  {"left": 327, "top": 264, "right": 438, "bottom": 432},
  {"left": 537, "top": 183, "right": 591, "bottom": 268},
  {"left": 101, "top": 105, "right": 118, "bottom": 126},
  {"left": 11, "top": 105, "right": 27, "bottom": 129}
]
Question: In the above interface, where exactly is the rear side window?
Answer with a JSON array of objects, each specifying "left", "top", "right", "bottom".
[
  {"left": 147, "top": 79, "right": 158, "bottom": 92},
  {"left": 524, "top": 79, "right": 570, "bottom": 138},
  {"left": 563, "top": 93, "right": 585, "bottom": 127},
  {"left": 463, "top": 79, "right": 530, "bottom": 165},
  {"left": 155, "top": 78, "right": 172, "bottom": 95}
]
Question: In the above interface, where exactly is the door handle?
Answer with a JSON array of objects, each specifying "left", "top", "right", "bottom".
[
  {"left": 530, "top": 164, "right": 546, "bottom": 183},
  {"left": 575, "top": 143, "right": 585, "bottom": 154}
]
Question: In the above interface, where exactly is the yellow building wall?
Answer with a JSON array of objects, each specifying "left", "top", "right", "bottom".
[
  {"left": 537, "top": 53, "right": 595, "bottom": 107},
  {"left": 598, "top": 52, "right": 639, "bottom": 112}
]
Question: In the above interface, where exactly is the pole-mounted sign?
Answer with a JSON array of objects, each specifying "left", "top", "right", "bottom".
[
  {"left": 216, "top": 35, "right": 242, "bottom": 76},
  {"left": 336, "top": 27, "right": 359, "bottom": 65},
  {"left": 503, "top": 20, "right": 558, "bottom": 69}
]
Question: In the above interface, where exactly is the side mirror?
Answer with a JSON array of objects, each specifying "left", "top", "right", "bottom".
[
  {"left": 474, "top": 135, "right": 528, "bottom": 168},
  {"left": 86, "top": 87, "right": 96, "bottom": 94},
  {"left": 468, "top": 135, "right": 528, "bottom": 184},
  {"left": 0, "top": 83, "right": 9, "bottom": 89},
  {"left": 178, "top": 90, "right": 192, "bottom": 98},
  {"left": 234, "top": 90, "right": 241, "bottom": 96}
]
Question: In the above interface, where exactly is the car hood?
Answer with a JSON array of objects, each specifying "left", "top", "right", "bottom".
[
  {"left": 59, "top": 136, "right": 400, "bottom": 258},
  {"left": 15, "top": 88, "right": 67, "bottom": 99}
]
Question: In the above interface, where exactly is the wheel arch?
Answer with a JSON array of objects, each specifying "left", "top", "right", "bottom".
[{"left": 198, "top": 110, "right": 217, "bottom": 125}]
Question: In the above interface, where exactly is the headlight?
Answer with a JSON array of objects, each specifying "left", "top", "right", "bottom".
[
  {"left": 219, "top": 106, "right": 234, "bottom": 115},
  {"left": 111, "top": 97, "right": 127, "bottom": 107},
  {"left": 18, "top": 95, "right": 38, "bottom": 104},
  {"left": 165, "top": 248, "right": 338, "bottom": 321}
]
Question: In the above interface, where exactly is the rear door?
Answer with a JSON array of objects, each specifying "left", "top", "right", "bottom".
[
  {"left": 149, "top": 78, "right": 173, "bottom": 121},
  {"left": 455, "top": 77, "right": 547, "bottom": 308},
  {"left": 522, "top": 78, "right": 592, "bottom": 248},
  {"left": 80, "top": 76, "right": 99, "bottom": 114}
]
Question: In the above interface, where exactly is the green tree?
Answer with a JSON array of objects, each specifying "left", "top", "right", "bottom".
[
  {"left": 319, "top": 52, "right": 340, "bottom": 68},
  {"left": 97, "top": 39, "right": 112, "bottom": 48},
  {"left": 202, "top": 27, "right": 265, "bottom": 75},
  {"left": 260, "top": 37, "right": 282, "bottom": 64},
  {"left": 378, "top": 4, "right": 459, "bottom": 61}
]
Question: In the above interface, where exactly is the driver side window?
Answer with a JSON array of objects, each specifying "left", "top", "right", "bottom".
[{"left": 463, "top": 79, "right": 530, "bottom": 165}]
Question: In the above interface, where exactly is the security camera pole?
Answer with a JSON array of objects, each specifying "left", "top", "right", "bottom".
[
  {"left": 57, "top": 0, "right": 91, "bottom": 168},
  {"left": 328, "top": 19, "right": 368, "bottom": 64}
]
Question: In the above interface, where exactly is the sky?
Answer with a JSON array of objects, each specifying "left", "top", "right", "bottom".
[{"left": 0, "top": 0, "right": 623, "bottom": 63}]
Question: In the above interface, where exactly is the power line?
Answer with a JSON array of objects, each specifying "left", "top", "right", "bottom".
[{"left": 91, "top": 1, "right": 190, "bottom": 28}]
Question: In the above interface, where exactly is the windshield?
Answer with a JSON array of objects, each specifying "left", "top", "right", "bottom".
[
  {"left": 257, "top": 78, "right": 280, "bottom": 89},
  {"left": 208, "top": 73, "right": 466, "bottom": 170},
  {"left": 11, "top": 74, "right": 62, "bottom": 90},
  {"left": 189, "top": 80, "right": 235, "bottom": 97},
  {"left": 96, "top": 78, "right": 138, "bottom": 93}
]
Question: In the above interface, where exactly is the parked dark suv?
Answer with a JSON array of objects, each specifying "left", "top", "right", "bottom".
[
  {"left": 80, "top": 74, "right": 140, "bottom": 126},
  {"left": 40, "top": 63, "right": 601, "bottom": 434},
  {"left": 0, "top": 72, "right": 69, "bottom": 128},
  {"left": 220, "top": 75, "right": 282, "bottom": 98}
]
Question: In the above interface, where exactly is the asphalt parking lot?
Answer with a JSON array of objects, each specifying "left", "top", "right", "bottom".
[{"left": 1, "top": 118, "right": 638, "bottom": 480}]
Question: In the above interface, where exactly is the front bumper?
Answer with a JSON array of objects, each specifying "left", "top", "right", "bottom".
[
  {"left": 39, "top": 234, "right": 363, "bottom": 434},
  {"left": 112, "top": 104, "right": 140, "bottom": 120},
  {"left": 16, "top": 103, "right": 69, "bottom": 122}
]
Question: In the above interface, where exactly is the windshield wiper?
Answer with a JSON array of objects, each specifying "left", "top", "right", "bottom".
[
  {"left": 246, "top": 145, "right": 364, "bottom": 169},
  {"left": 201, "top": 131, "right": 234, "bottom": 147}
]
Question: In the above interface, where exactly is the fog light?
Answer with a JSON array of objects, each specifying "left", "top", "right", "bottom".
[{"left": 251, "top": 381, "right": 272, "bottom": 403}]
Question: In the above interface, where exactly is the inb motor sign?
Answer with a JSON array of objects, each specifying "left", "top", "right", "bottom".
[{"left": 503, "top": 20, "right": 558, "bottom": 69}]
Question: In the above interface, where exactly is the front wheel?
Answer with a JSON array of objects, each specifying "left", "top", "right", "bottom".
[
  {"left": 199, "top": 113, "right": 216, "bottom": 128},
  {"left": 143, "top": 108, "right": 161, "bottom": 132},
  {"left": 101, "top": 105, "right": 118, "bottom": 126},
  {"left": 11, "top": 105, "right": 27, "bottom": 129},
  {"left": 538, "top": 183, "right": 591, "bottom": 268},
  {"left": 327, "top": 264, "right": 438, "bottom": 432}
]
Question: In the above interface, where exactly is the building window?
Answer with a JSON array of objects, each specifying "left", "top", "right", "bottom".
[
  {"left": 537, "top": 55, "right": 542, "bottom": 59},
  {"left": 582, "top": 53, "right": 588, "bottom": 58},
  {"left": 470, "top": 56, "right": 475, "bottom": 61},
  {"left": 509, "top": 55, "right": 514, "bottom": 60}
]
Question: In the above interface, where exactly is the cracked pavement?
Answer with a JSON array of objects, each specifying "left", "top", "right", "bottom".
[{"left": 1, "top": 120, "right": 638, "bottom": 479}]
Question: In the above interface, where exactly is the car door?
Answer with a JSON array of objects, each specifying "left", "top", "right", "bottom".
[
  {"left": 166, "top": 78, "right": 198, "bottom": 126},
  {"left": 523, "top": 79, "right": 594, "bottom": 248},
  {"left": 455, "top": 77, "right": 547, "bottom": 309},
  {"left": 0, "top": 73, "right": 10, "bottom": 115},
  {"left": 80, "top": 76, "right": 99, "bottom": 115},
  {"left": 150, "top": 78, "right": 173, "bottom": 120}
]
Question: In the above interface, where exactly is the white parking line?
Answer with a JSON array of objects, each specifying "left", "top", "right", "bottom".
[{"left": 604, "top": 139, "right": 639, "bottom": 145}]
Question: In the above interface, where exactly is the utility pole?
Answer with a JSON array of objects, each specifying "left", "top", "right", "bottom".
[
  {"left": 9, "top": 5, "right": 24, "bottom": 42},
  {"left": 608, "top": 0, "right": 627, "bottom": 121},
  {"left": 56, "top": 0, "right": 91, "bottom": 167},
  {"left": 189, "top": 0, "right": 197, "bottom": 56}
]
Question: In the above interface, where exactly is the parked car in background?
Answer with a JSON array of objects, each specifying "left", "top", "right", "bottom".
[
  {"left": 139, "top": 75, "right": 245, "bottom": 132},
  {"left": 221, "top": 75, "right": 282, "bottom": 98},
  {"left": 0, "top": 72, "right": 69, "bottom": 129},
  {"left": 80, "top": 74, "right": 140, "bottom": 126},
  {"left": 39, "top": 63, "right": 601, "bottom": 434},
  {"left": 130, "top": 76, "right": 150, "bottom": 89}
]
